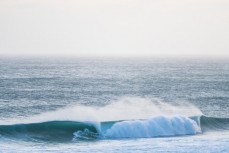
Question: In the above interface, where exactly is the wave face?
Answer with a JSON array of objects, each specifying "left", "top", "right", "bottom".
[
  {"left": 200, "top": 116, "right": 229, "bottom": 132},
  {"left": 0, "top": 115, "right": 229, "bottom": 142},
  {"left": 0, "top": 121, "right": 98, "bottom": 142}
]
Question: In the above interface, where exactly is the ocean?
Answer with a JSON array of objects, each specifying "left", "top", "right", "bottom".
[{"left": 0, "top": 57, "right": 228, "bottom": 152}]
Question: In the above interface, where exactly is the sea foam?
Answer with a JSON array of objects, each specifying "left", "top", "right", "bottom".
[{"left": 104, "top": 116, "right": 201, "bottom": 138}]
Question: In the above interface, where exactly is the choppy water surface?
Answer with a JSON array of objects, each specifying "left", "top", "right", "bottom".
[{"left": 0, "top": 57, "right": 228, "bottom": 152}]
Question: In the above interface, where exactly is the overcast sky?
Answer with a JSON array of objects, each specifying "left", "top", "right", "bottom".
[{"left": 0, "top": 0, "right": 229, "bottom": 57}]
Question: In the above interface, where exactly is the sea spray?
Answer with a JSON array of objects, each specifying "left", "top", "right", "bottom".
[{"left": 0, "top": 97, "right": 203, "bottom": 125}]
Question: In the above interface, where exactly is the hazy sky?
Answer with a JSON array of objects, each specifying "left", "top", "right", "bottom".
[{"left": 0, "top": 0, "right": 229, "bottom": 57}]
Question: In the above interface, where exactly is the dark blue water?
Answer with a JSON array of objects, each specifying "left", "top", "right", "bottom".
[{"left": 0, "top": 57, "right": 228, "bottom": 152}]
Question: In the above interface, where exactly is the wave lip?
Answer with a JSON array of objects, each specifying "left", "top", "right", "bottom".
[{"left": 104, "top": 116, "right": 201, "bottom": 139}]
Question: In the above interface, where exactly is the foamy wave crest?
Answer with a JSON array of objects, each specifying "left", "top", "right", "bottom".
[{"left": 104, "top": 116, "right": 201, "bottom": 138}]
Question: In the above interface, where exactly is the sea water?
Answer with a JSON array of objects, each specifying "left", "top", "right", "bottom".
[{"left": 0, "top": 57, "right": 228, "bottom": 152}]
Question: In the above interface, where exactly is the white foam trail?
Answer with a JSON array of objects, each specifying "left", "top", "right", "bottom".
[
  {"left": 1, "top": 97, "right": 202, "bottom": 124},
  {"left": 104, "top": 116, "right": 201, "bottom": 138}
]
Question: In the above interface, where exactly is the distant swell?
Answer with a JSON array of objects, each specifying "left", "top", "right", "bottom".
[{"left": 0, "top": 115, "right": 228, "bottom": 142}]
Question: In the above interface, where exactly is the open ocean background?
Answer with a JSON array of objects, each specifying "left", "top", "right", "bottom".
[{"left": 0, "top": 57, "right": 228, "bottom": 152}]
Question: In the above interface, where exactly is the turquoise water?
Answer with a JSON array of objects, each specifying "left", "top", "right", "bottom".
[{"left": 0, "top": 57, "right": 228, "bottom": 152}]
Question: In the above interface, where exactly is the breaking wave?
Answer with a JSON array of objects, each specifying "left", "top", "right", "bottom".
[
  {"left": 0, "top": 115, "right": 228, "bottom": 142},
  {"left": 0, "top": 97, "right": 228, "bottom": 142}
]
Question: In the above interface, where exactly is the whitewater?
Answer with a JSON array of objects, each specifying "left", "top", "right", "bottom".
[{"left": 0, "top": 57, "right": 228, "bottom": 152}]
